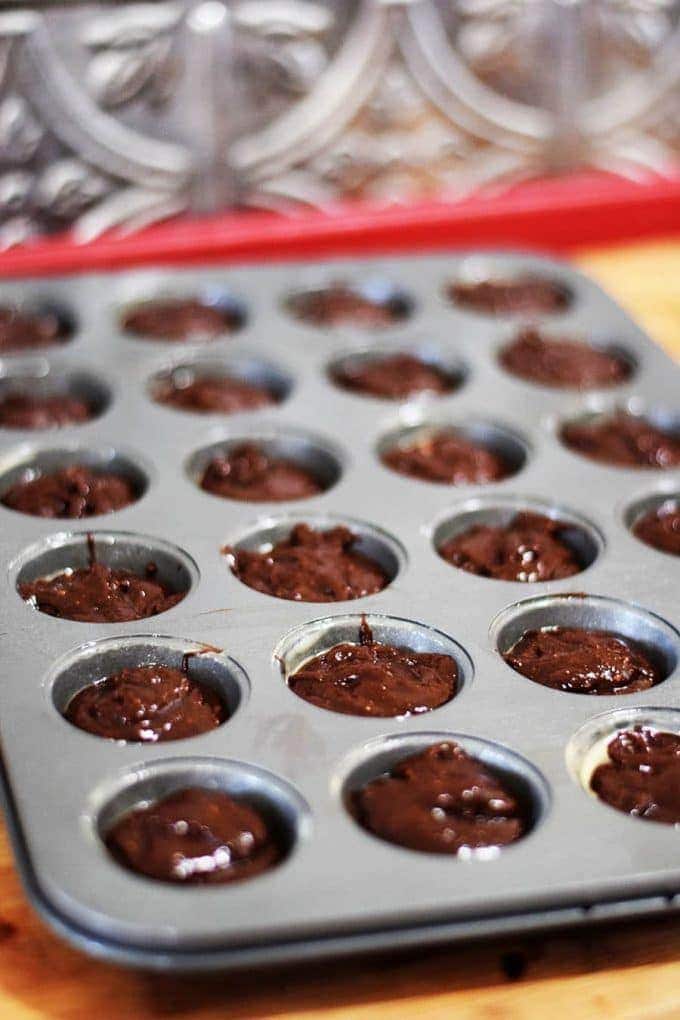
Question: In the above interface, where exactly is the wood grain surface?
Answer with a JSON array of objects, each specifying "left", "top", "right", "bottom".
[{"left": 1, "top": 239, "right": 678, "bottom": 1020}]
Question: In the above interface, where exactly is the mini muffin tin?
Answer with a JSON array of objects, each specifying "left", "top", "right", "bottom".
[{"left": 0, "top": 251, "right": 679, "bottom": 971}]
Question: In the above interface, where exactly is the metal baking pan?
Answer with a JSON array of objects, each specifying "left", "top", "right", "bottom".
[{"left": 0, "top": 250, "right": 678, "bottom": 971}]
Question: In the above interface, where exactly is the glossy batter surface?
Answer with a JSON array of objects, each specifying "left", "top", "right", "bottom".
[
  {"left": 123, "top": 298, "right": 240, "bottom": 341},
  {"left": 632, "top": 501, "right": 680, "bottom": 556},
  {"left": 352, "top": 742, "right": 528, "bottom": 854},
  {"left": 288, "top": 286, "right": 409, "bottom": 327},
  {"left": 0, "top": 306, "right": 69, "bottom": 352},
  {"left": 201, "top": 444, "right": 322, "bottom": 502},
  {"left": 561, "top": 413, "right": 680, "bottom": 469},
  {"left": 438, "top": 511, "right": 584, "bottom": 582},
  {"left": 230, "top": 523, "right": 389, "bottom": 602},
  {"left": 590, "top": 727, "right": 680, "bottom": 823},
  {"left": 503, "top": 626, "right": 662, "bottom": 695},
  {"left": 331, "top": 353, "right": 456, "bottom": 400},
  {"left": 106, "top": 788, "right": 280, "bottom": 884},
  {"left": 20, "top": 560, "right": 185, "bottom": 622},
  {"left": 153, "top": 373, "right": 276, "bottom": 413},
  {"left": 2, "top": 465, "right": 137, "bottom": 518},
  {"left": 0, "top": 394, "right": 93, "bottom": 430},
  {"left": 66, "top": 664, "right": 226, "bottom": 742},
  {"left": 289, "top": 620, "right": 457, "bottom": 716},
  {"left": 382, "top": 431, "right": 512, "bottom": 485},
  {"left": 499, "top": 328, "right": 631, "bottom": 389},
  {"left": 449, "top": 276, "right": 570, "bottom": 315}
]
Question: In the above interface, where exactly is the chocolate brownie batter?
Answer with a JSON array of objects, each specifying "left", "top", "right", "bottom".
[
  {"left": 561, "top": 413, "right": 680, "bottom": 469},
  {"left": 2, "top": 465, "right": 138, "bottom": 519},
  {"left": 352, "top": 741, "right": 528, "bottom": 854},
  {"left": 105, "top": 788, "right": 281, "bottom": 884},
  {"left": 438, "top": 511, "right": 584, "bottom": 582},
  {"left": 229, "top": 523, "right": 389, "bottom": 602},
  {"left": 503, "top": 627, "right": 661, "bottom": 695},
  {"left": 19, "top": 539, "right": 185, "bottom": 622},
  {"left": 201, "top": 443, "right": 323, "bottom": 502},
  {"left": 590, "top": 727, "right": 680, "bottom": 824},
  {"left": 0, "top": 305, "right": 70, "bottom": 352},
  {"left": 153, "top": 371, "right": 276, "bottom": 414},
  {"left": 288, "top": 619, "right": 457, "bottom": 717},
  {"left": 0, "top": 392, "right": 94, "bottom": 430},
  {"left": 288, "top": 285, "right": 409, "bottom": 328},
  {"left": 632, "top": 500, "right": 680, "bottom": 556},
  {"left": 382, "top": 430, "right": 513, "bottom": 485},
  {"left": 499, "top": 328, "right": 632, "bottom": 389},
  {"left": 331, "top": 353, "right": 458, "bottom": 400},
  {"left": 66, "top": 663, "right": 226, "bottom": 742},
  {"left": 450, "top": 276, "right": 570, "bottom": 316},
  {"left": 123, "top": 298, "right": 241, "bottom": 341}
]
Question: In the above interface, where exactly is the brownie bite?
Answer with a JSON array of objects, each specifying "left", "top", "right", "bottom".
[
  {"left": 0, "top": 392, "right": 94, "bottom": 430},
  {"left": 0, "top": 305, "right": 70, "bottom": 353},
  {"left": 288, "top": 285, "right": 409, "bottom": 328},
  {"left": 106, "top": 788, "right": 281, "bottom": 884},
  {"left": 561, "top": 412, "right": 680, "bottom": 469},
  {"left": 331, "top": 353, "right": 458, "bottom": 401},
  {"left": 438, "top": 511, "right": 585, "bottom": 582},
  {"left": 503, "top": 627, "right": 662, "bottom": 695},
  {"left": 66, "top": 663, "right": 226, "bottom": 742},
  {"left": 19, "top": 544, "right": 185, "bottom": 623},
  {"left": 2, "top": 465, "right": 138, "bottom": 519},
  {"left": 450, "top": 276, "right": 570, "bottom": 316},
  {"left": 632, "top": 500, "right": 680, "bottom": 556},
  {"left": 123, "top": 298, "right": 241, "bottom": 341},
  {"left": 153, "top": 370, "right": 277, "bottom": 414},
  {"left": 499, "top": 328, "right": 631, "bottom": 389},
  {"left": 288, "top": 619, "right": 457, "bottom": 717},
  {"left": 201, "top": 443, "right": 323, "bottom": 502},
  {"left": 352, "top": 742, "right": 528, "bottom": 854},
  {"left": 229, "top": 523, "right": 389, "bottom": 602},
  {"left": 382, "top": 430, "right": 513, "bottom": 485},
  {"left": 590, "top": 727, "right": 680, "bottom": 824}
]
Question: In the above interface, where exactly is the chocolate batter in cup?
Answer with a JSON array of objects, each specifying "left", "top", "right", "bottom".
[
  {"left": 503, "top": 626, "right": 662, "bottom": 695},
  {"left": 19, "top": 535, "right": 186, "bottom": 622},
  {"left": 351, "top": 741, "right": 529, "bottom": 854},
  {"left": 105, "top": 788, "right": 281, "bottom": 884},
  {"left": 288, "top": 618, "right": 458, "bottom": 717}
]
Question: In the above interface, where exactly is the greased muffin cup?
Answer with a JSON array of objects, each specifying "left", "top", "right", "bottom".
[{"left": 0, "top": 252, "right": 678, "bottom": 971}]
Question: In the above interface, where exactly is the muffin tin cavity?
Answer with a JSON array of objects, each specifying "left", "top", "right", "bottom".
[
  {"left": 492, "top": 593, "right": 679, "bottom": 692},
  {"left": 225, "top": 514, "right": 405, "bottom": 603},
  {"left": 148, "top": 355, "right": 293, "bottom": 413},
  {"left": 496, "top": 328, "right": 636, "bottom": 391},
  {"left": 0, "top": 444, "right": 149, "bottom": 518},
  {"left": 327, "top": 345, "right": 468, "bottom": 401},
  {"left": 50, "top": 635, "right": 248, "bottom": 740},
  {"left": 274, "top": 613, "right": 472, "bottom": 716},
  {"left": 13, "top": 530, "right": 197, "bottom": 621},
  {"left": 378, "top": 420, "right": 529, "bottom": 485},
  {"left": 432, "top": 497, "right": 603, "bottom": 582},
  {"left": 121, "top": 290, "right": 247, "bottom": 342},
  {"left": 187, "top": 431, "right": 343, "bottom": 503},
  {"left": 339, "top": 732, "right": 549, "bottom": 856},
  {"left": 624, "top": 488, "right": 680, "bottom": 557},
  {"left": 94, "top": 757, "right": 310, "bottom": 881},
  {"left": 284, "top": 279, "right": 414, "bottom": 329},
  {"left": 0, "top": 299, "right": 76, "bottom": 352},
  {"left": 566, "top": 706, "right": 680, "bottom": 809},
  {"left": 558, "top": 404, "right": 680, "bottom": 470},
  {"left": 0, "top": 362, "right": 111, "bottom": 429},
  {"left": 445, "top": 258, "right": 573, "bottom": 317}
]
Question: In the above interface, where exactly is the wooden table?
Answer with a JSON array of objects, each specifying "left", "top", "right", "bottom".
[{"left": 1, "top": 240, "right": 679, "bottom": 1020}]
